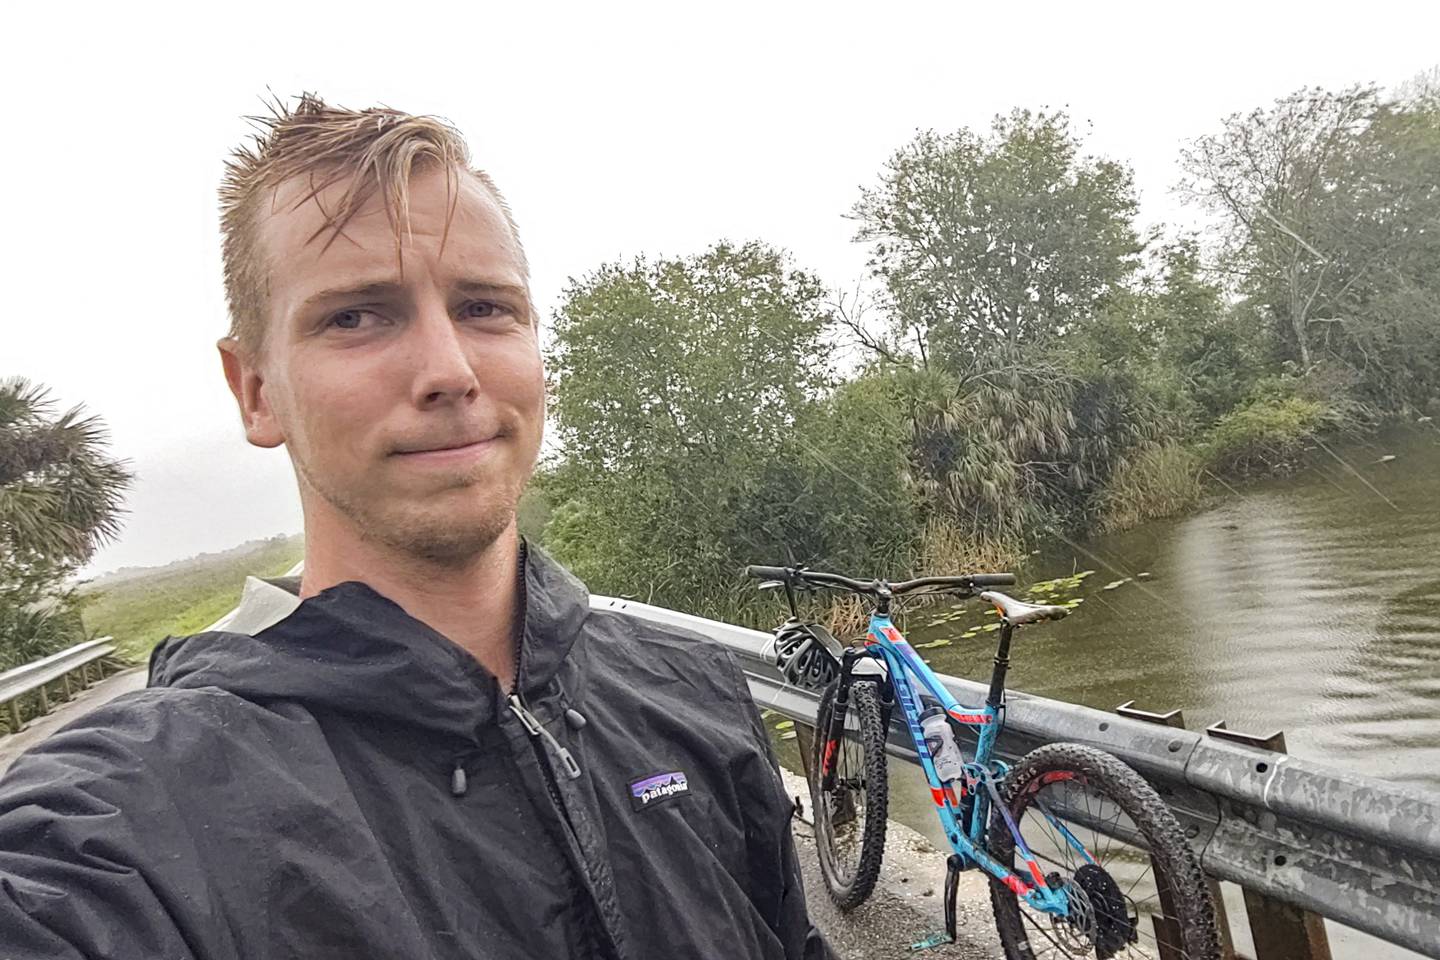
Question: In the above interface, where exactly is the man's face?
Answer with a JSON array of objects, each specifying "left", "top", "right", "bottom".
[{"left": 221, "top": 166, "right": 544, "bottom": 565}]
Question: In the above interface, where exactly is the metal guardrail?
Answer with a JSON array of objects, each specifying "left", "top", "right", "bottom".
[
  {"left": 0, "top": 638, "right": 117, "bottom": 734},
  {"left": 592, "top": 596, "right": 1440, "bottom": 959}
]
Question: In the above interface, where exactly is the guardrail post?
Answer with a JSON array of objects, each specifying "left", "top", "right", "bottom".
[
  {"left": 5, "top": 700, "right": 21, "bottom": 735},
  {"left": 795, "top": 723, "right": 815, "bottom": 781},
  {"left": 1116, "top": 702, "right": 1237, "bottom": 960},
  {"left": 1206, "top": 723, "right": 1333, "bottom": 960},
  {"left": 35, "top": 683, "right": 49, "bottom": 716}
]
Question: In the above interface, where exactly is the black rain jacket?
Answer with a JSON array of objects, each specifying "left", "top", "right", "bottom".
[{"left": 0, "top": 544, "right": 830, "bottom": 959}]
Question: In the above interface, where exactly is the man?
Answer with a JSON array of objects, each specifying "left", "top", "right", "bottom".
[{"left": 0, "top": 95, "right": 829, "bottom": 959}]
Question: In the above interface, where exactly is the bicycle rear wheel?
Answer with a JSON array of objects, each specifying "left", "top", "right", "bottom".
[
  {"left": 987, "top": 742, "right": 1221, "bottom": 960},
  {"left": 809, "top": 678, "right": 888, "bottom": 911}
]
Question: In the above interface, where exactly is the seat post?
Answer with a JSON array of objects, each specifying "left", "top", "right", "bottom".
[{"left": 986, "top": 620, "right": 1015, "bottom": 709}]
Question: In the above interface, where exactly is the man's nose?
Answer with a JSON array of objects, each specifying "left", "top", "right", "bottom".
[{"left": 407, "top": 301, "right": 479, "bottom": 408}]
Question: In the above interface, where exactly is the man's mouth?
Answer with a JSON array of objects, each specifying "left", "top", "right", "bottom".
[
  {"left": 392, "top": 432, "right": 500, "bottom": 456},
  {"left": 391, "top": 431, "right": 504, "bottom": 460}
]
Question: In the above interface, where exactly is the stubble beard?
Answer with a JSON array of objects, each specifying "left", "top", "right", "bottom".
[{"left": 295, "top": 454, "right": 525, "bottom": 569}]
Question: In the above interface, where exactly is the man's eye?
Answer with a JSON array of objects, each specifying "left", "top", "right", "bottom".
[
  {"left": 461, "top": 300, "right": 506, "bottom": 321},
  {"left": 326, "top": 309, "right": 377, "bottom": 330}
]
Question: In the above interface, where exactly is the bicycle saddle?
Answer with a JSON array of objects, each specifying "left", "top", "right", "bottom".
[{"left": 980, "top": 590, "right": 1070, "bottom": 626}]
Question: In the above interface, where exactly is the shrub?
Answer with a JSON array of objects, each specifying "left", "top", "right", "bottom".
[
  {"left": 1201, "top": 391, "right": 1330, "bottom": 477},
  {"left": 1098, "top": 444, "right": 1204, "bottom": 533}
]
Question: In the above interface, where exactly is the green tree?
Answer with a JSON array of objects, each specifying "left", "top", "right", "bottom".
[
  {"left": 1181, "top": 79, "right": 1440, "bottom": 407},
  {"left": 545, "top": 242, "right": 855, "bottom": 614},
  {"left": 1181, "top": 85, "right": 1381, "bottom": 372},
  {"left": 849, "top": 112, "right": 1158, "bottom": 552},
  {"left": 852, "top": 109, "right": 1143, "bottom": 370},
  {"left": 1, "top": 378, "right": 132, "bottom": 668},
  {"left": 1069, "top": 241, "right": 1262, "bottom": 425}
]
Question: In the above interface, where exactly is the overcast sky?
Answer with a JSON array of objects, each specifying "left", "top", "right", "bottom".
[{"left": 4, "top": 1, "right": 1435, "bottom": 578}]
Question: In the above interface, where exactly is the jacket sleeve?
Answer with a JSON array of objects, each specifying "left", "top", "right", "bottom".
[
  {"left": 724, "top": 654, "right": 835, "bottom": 960},
  {"left": 0, "top": 706, "right": 203, "bottom": 960}
]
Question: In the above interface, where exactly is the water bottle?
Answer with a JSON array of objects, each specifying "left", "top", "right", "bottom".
[{"left": 920, "top": 707, "right": 965, "bottom": 783}]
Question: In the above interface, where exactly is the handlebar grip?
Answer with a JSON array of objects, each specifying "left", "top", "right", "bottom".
[
  {"left": 970, "top": 573, "right": 1017, "bottom": 587},
  {"left": 745, "top": 564, "right": 791, "bottom": 581}
]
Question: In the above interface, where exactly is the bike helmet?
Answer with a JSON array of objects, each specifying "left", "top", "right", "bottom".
[{"left": 772, "top": 619, "right": 843, "bottom": 690}]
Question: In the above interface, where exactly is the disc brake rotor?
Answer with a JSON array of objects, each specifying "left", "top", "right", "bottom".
[
  {"left": 1045, "top": 873, "right": 1096, "bottom": 957},
  {"left": 1074, "top": 862, "right": 1134, "bottom": 958}
]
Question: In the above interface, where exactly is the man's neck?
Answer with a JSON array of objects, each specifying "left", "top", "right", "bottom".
[{"left": 299, "top": 519, "right": 523, "bottom": 691}]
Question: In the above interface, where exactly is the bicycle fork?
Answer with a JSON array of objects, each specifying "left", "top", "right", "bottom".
[{"left": 819, "top": 649, "right": 878, "bottom": 791}]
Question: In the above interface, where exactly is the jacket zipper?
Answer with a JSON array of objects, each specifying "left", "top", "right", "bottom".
[
  {"left": 508, "top": 695, "right": 581, "bottom": 779},
  {"left": 508, "top": 543, "right": 614, "bottom": 959}
]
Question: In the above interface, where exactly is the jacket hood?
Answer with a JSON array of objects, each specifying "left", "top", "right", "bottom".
[{"left": 146, "top": 540, "right": 590, "bottom": 739}]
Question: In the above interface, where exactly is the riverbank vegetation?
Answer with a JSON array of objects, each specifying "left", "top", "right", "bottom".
[{"left": 540, "top": 73, "right": 1440, "bottom": 625}]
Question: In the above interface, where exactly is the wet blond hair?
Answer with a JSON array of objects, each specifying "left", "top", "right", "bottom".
[{"left": 219, "top": 93, "right": 527, "bottom": 354}]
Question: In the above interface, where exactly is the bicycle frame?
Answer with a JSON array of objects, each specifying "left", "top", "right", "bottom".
[{"left": 823, "top": 609, "right": 1091, "bottom": 918}]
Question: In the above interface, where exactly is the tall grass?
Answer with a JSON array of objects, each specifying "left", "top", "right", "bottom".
[
  {"left": 1098, "top": 444, "right": 1204, "bottom": 533},
  {"left": 79, "top": 535, "right": 304, "bottom": 662}
]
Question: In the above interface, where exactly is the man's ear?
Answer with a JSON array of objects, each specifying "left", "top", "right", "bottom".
[{"left": 218, "top": 337, "right": 285, "bottom": 449}]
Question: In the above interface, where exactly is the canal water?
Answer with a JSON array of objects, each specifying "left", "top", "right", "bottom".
[
  {"left": 772, "top": 423, "right": 1440, "bottom": 957},
  {"left": 916, "top": 423, "right": 1440, "bottom": 797}
]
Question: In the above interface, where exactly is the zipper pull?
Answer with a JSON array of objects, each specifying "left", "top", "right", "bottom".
[{"left": 508, "top": 694, "right": 583, "bottom": 780}]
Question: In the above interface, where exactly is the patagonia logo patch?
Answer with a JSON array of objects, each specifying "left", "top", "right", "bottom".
[{"left": 629, "top": 771, "right": 690, "bottom": 811}]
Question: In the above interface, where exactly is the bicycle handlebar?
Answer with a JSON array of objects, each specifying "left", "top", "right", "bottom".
[{"left": 744, "top": 564, "right": 1015, "bottom": 597}]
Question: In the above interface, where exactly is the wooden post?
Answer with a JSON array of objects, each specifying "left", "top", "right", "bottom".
[
  {"left": 36, "top": 684, "right": 49, "bottom": 716},
  {"left": 1206, "top": 724, "right": 1332, "bottom": 960},
  {"left": 79, "top": 661, "right": 91, "bottom": 687},
  {"left": 1116, "top": 702, "right": 1237, "bottom": 960},
  {"left": 62, "top": 671, "right": 74, "bottom": 699},
  {"left": 5, "top": 700, "right": 22, "bottom": 735}
]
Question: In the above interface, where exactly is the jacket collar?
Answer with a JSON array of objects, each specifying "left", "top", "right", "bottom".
[{"left": 148, "top": 540, "right": 590, "bottom": 738}]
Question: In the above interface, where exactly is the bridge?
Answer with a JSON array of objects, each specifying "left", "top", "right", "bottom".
[{"left": 2, "top": 580, "right": 1437, "bottom": 959}]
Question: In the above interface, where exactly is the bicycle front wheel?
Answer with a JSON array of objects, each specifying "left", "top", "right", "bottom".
[
  {"left": 987, "top": 742, "right": 1221, "bottom": 960},
  {"left": 809, "top": 678, "right": 888, "bottom": 911}
]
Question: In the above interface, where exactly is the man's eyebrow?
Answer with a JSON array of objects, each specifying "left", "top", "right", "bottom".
[
  {"left": 454, "top": 279, "right": 530, "bottom": 301},
  {"left": 296, "top": 278, "right": 530, "bottom": 314},
  {"left": 297, "top": 280, "right": 406, "bottom": 314}
]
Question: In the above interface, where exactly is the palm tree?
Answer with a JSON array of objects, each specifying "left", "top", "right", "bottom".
[{"left": 1, "top": 377, "right": 132, "bottom": 667}]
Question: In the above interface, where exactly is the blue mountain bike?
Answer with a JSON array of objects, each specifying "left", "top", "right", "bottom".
[{"left": 747, "top": 564, "right": 1220, "bottom": 960}]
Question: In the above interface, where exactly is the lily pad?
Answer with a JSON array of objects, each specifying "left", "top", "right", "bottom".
[
  {"left": 915, "top": 638, "right": 953, "bottom": 649},
  {"left": 775, "top": 720, "right": 795, "bottom": 731},
  {"left": 781, "top": 731, "right": 797, "bottom": 740},
  {"left": 1103, "top": 578, "right": 1132, "bottom": 591}
]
